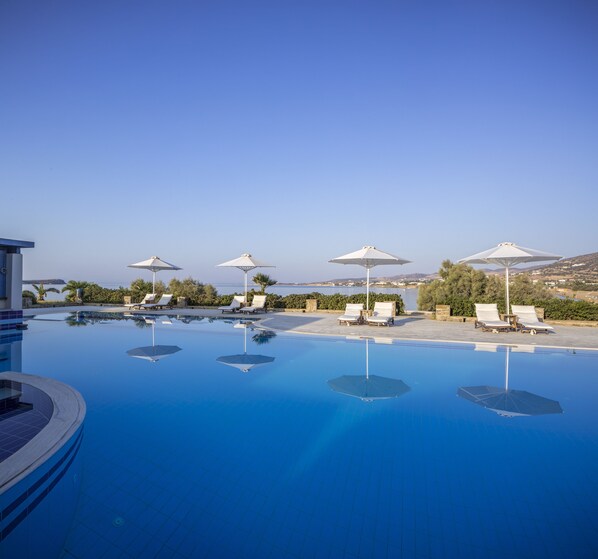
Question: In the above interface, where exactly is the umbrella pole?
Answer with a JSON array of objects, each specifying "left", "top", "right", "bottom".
[
  {"left": 505, "top": 266, "right": 510, "bottom": 314},
  {"left": 244, "top": 270, "right": 248, "bottom": 305},
  {"left": 366, "top": 268, "right": 370, "bottom": 311},
  {"left": 153, "top": 270, "right": 156, "bottom": 293}
]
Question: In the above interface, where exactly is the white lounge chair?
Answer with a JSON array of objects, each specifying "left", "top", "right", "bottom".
[
  {"left": 367, "top": 302, "right": 395, "bottom": 326},
  {"left": 474, "top": 304, "right": 512, "bottom": 332},
  {"left": 219, "top": 296, "right": 245, "bottom": 313},
  {"left": 241, "top": 295, "right": 267, "bottom": 314},
  {"left": 141, "top": 294, "right": 174, "bottom": 310},
  {"left": 511, "top": 305, "right": 554, "bottom": 335},
  {"left": 125, "top": 293, "right": 156, "bottom": 309},
  {"left": 338, "top": 303, "right": 363, "bottom": 325}
]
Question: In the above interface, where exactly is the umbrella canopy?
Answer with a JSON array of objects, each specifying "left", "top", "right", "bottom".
[
  {"left": 329, "top": 246, "right": 411, "bottom": 310},
  {"left": 457, "top": 346, "right": 563, "bottom": 417},
  {"left": 459, "top": 242, "right": 561, "bottom": 312},
  {"left": 328, "top": 338, "right": 410, "bottom": 402},
  {"left": 128, "top": 256, "right": 181, "bottom": 292},
  {"left": 217, "top": 253, "right": 274, "bottom": 304}
]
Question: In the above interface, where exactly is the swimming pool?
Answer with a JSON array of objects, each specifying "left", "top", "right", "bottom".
[{"left": 5, "top": 312, "right": 598, "bottom": 558}]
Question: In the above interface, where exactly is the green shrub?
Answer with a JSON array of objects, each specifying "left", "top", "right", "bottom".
[
  {"left": 22, "top": 290, "right": 37, "bottom": 304},
  {"left": 272, "top": 292, "right": 405, "bottom": 313},
  {"left": 539, "top": 299, "right": 598, "bottom": 321}
]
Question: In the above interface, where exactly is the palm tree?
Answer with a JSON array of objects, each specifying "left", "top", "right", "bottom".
[
  {"left": 32, "top": 283, "right": 60, "bottom": 302},
  {"left": 252, "top": 273, "right": 277, "bottom": 293},
  {"left": 62, "top": 280, "right": 89, "bottom": 302}
]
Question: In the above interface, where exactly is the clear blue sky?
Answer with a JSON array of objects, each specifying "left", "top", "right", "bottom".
[{"left": 2, "top": 0, "right": 597, "bottom": 285}]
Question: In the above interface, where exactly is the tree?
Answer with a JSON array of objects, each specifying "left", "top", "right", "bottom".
[
  {"left": 509, "top": 274, "right": 552, "bottom": 304},
  {"left": 32, "top": 283, "right": 60, "bottom": 302},
  {"left": 130, "top": 278, "right": 164, "bottom": 301},
  {"left": 62, "top": 280, "right": 90, "bottom": 302},
  {"left": 417, "top": 260, "right": 488, "bottom": 311},
  {"left": 168, "top": 277, "right": 204, "bottom": 305},
  {"left": 252, "top": 273, "right": 277, "bottom": 293},
  {"left": 417, "top": 260, "right": 555, "bottom": 315}
]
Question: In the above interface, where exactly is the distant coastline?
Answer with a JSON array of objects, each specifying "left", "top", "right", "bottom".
[{"left": 278, "top": 282, "right": 420, "bottom": 289}]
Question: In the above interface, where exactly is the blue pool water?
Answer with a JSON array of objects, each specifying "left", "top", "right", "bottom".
[{"left": 7, "top": 312, "right": 598, "bottom": 558}]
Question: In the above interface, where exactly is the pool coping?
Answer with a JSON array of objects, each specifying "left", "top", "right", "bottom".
[
  {"left": 0, "top": 372, "right": 86, "bottom": 495},
  {"left": 258, "top": 324, "right": 598, "bottom": 352}
]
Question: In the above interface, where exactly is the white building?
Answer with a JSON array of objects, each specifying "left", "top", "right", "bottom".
[{"left": 0, "top": 238, "right": 35, "bottom": 329}]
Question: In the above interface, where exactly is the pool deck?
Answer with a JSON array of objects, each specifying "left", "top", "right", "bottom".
[{"left": 23, "top": 306, "right": 598, "bottom": 351}]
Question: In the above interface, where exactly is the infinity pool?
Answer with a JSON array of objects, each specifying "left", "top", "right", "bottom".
[{"left": 6, "top": 312, "right": 598, "bottom": 558}]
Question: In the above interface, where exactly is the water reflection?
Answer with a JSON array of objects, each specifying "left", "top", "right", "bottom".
[
  {"left": 458, "top": 346, "right": 563, "bottom": 417},
  {"left": 328, "top": 338, "right": 410, "bottom": 402},
  {"left": 0, "top": 331, "right": 22, "bottom": 373},
  {"left": 216, "top": 321, "right": 275, "bottom": 373},
  {"left": 126, "top": 317, "right": 182, "bottom": 363}
]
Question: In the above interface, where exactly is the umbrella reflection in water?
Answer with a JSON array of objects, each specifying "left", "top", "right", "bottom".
[
  {"left": 458, "top": 346, "right": 563, "bottom": 417},
  {"left": 328, "top": 338, "right": 410, "bottom": 402},
  {"left": 126, "top": 317, "right": 182, "bottom": 363},
  {"left": 216, "top": 321, "right": 275, "bottom": 373}
]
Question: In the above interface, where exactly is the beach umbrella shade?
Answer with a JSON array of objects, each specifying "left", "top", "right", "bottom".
[
  {"left": 329, "top": 246, "right": 411, "bottom": 311},
  {"left": 328, "top": 338, "right": 410, "bottom": 402},
  {"left": 126, "top": 318, "right": 181, "bottom": 363},
  {"left": 216, "top": 320, "right": 275, "bottom": 373},
  {"left": 217, "top": 253, "right": 274, "bottom": 304},
  {"left": 128, "top": 256, "right": 182, "bottom": 292},
  {"left": 457, "top": 347, "right": 563, "bottom": 417},
  {"left": 458, "top": 242, "right": 561, "bottom": 313}
]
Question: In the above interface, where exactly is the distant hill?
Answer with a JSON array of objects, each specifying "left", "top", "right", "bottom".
[
  {"left": 290, "top": 272, "right": 437, "bottom": 286},
  {"left": 523, "top": 252, "right": 598, "bottom": 281},
  {"left": 289, "top": 252, "right": 598, "bottom": 286}
]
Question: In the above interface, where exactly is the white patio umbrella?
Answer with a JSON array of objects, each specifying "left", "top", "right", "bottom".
[
  {"left": 328, "top": 338, "right": 410, "bottom": 402},
  {"left": 217, "top": 253, "right": 275, "bottom": 305},
  {"left": 128, "top": 256, "right": 181, "bottom": 292},
  {"left": 459, "top": 242, "right": 561, "bottom": 313},
  {"left": 329, "top": 246, "right": 411, "bottom": 311}
]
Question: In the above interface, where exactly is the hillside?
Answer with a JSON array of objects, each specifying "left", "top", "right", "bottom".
[
  {"left": 526, "top": 252, "right": 598, "bottom": 282},
  {"left": 291, "top": 252, "right": 598, "bottom": 286}
]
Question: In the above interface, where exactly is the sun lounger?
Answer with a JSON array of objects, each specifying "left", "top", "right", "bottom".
[
  {"left": 125, "top": 293, "right": 156, "bottom": 309},
  {"left": 241, "top": 295, "right": 267, "bottom": 314},
  {"left": 218, "top": 296, "right": 245, "bottom": 313},
  {"left": 367, "top": 302, "right": 395, "bottom": 326},
  {"left": 474, "top": 304, "right": 512, "bottom": 332},
  {"left": 141, "top": 294, "right": 174, "bottom": 310},
  {"left": 338, "top": 303, "right": 363, "bottom": 325},
  {"left": 511, "top": 305, "right": 554, "bottom": 335}
]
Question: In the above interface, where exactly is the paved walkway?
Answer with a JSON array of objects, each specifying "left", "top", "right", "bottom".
[{"left": 24, "top": 306, "right": 598, "bottom": 350}]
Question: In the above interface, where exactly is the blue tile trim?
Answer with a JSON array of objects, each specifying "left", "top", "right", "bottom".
[{"left": 0, "top": 429, "right": 83, "bottom": 541}]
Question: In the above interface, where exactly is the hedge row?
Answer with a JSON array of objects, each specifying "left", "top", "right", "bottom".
[
  {"left": 439, "top": 297, "right": 598, "bottom": 321},
  {"left": 216, "top": 292, "right": 405, "bottom": 313}
]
